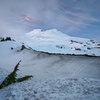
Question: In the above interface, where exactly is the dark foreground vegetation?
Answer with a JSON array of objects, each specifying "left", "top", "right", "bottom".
[
  {"left": 0, "top": 60, "right": 33, "bottom": 89},
  {"left": 0, "top": 37, "right": 15, "bottom": 42}
]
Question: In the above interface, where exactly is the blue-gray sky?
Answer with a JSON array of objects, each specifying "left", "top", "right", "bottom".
[{"left": 0, "top": 0, "right": 100, "bottom": 41}]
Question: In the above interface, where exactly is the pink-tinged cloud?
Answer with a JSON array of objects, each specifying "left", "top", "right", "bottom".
[
  {"left": 16, "top": 14, "right": 38, "bottom": 27},
  {"left": 25, "top": 15, "right": 32, "bottom": 21},
  {"left": 24, "top": 14, "right": 38, "bottom": 22},
  {"left": 64, "top": 17, "right": 90, "bottom": 26},
  {"left": 63, "top": 10, "right": 100, "bottom": 22}
]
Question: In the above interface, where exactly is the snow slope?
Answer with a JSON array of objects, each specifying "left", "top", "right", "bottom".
[
  {"left": 0, "top": 39, "right": 100, "bottom": 100},
  {"left": 0, "top": 41, "right": 100, "bottom": 79},
  {"left": 21, "top": 29, "right": 100, "bottom": 56},
  {"left": 0, "top": 77, "right": 100, "bottom": 100}
]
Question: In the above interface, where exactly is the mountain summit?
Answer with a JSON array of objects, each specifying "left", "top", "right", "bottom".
[{"left": 22, "top": 29, "right": 100, "bottom": 56}]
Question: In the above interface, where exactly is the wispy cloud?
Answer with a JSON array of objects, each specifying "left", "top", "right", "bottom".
[
  {"left": 63, "top": 10, "right": 100, "bottom": 22},
  {"left": 0, "top": 0, "right": 100, "bottom": 39},
  {"left": 16, "top": 14, "right": 38, "bottom": 27}
]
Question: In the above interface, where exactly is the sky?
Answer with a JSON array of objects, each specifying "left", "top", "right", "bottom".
[{"left": 0, "top": 0, "right": 100, "bottom": 41}]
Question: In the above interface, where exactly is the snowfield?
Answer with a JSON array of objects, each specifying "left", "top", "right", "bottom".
[
  {"left": 0, "top": 32, "right": 100, "bottom": 100},
  {"left": 0, "top": 40, "right": 100, "bottom": 100},
  {"left": 0, "top": 41, "right": 100, "bottom": 79},
  {"left": 20, "top": 29, "right": 100, "bottom": 56},
  {"left": 0, "top": 76, "right": 100, "bottom": 100}
]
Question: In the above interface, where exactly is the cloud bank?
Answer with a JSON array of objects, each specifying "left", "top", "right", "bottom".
[{"left": 0, "top": 0, "right": 100, "bottom": 40}]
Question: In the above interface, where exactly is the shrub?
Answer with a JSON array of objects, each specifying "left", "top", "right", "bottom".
[
  {"left": 0, "top": 37, "right": 11, "bottom": 42},
  {"left": 1, "top": 38, "right": 5, "bottom": 41},
  {"left": 0, "top": 60, "right": 33, "bottom": 89},
  {"left": 5, "top": 37, "right": 11, "bottom": 41}
]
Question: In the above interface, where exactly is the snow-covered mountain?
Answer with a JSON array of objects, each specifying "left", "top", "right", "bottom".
[{"left": 22, "top": 29, "right": 100, "bottom": 56}]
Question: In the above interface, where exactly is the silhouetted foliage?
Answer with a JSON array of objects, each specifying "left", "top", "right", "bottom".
[
  {"left": 0, "top": 37, "right": 11, "bottom": 42},
  {"left": 5, "top": 37, "right": 11, "bottom": 41},
  {"left": 1, "top": 38, "right": 5, "bottom": 41},
  {"left": 16, "top": 75, "right": 33, "bottom": 82},
  {"left": 0, "top": 60, "right": 33, "bottom": 89}
]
